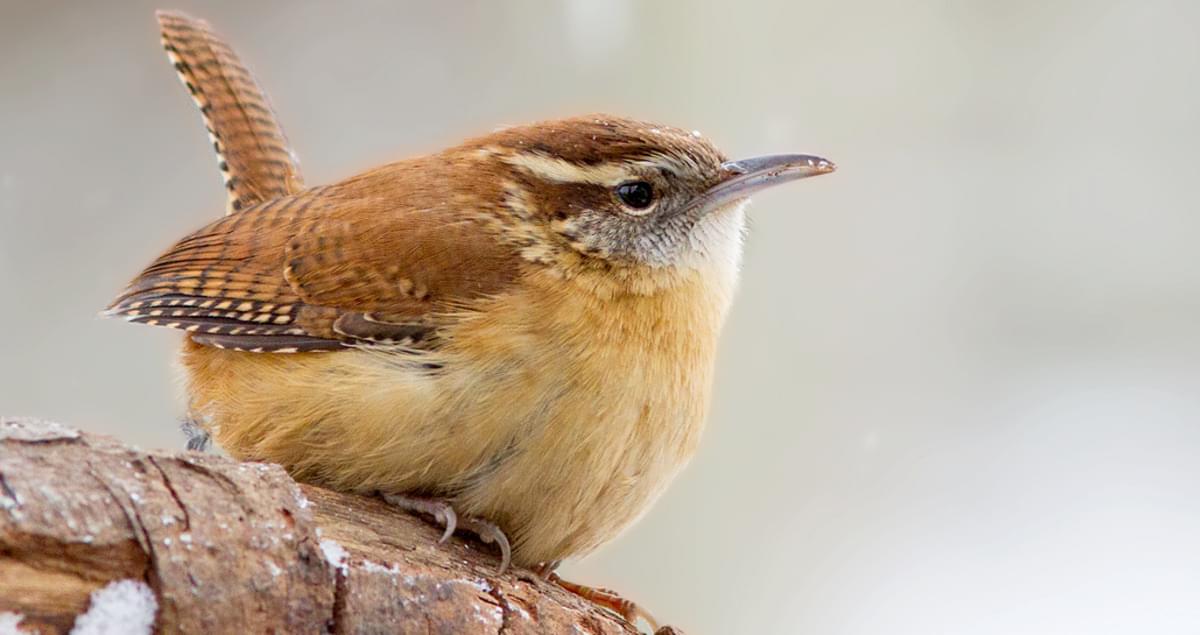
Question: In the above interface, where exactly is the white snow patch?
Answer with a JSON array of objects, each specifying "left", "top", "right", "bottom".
[
  {"left": 291, "top": 485, "right": 312, "bottom": 510},
  {"left": 320, "top": 539, "right": 348, "bottom": 572},
  {"left": 473, "top": 601, "right": 503, "bottom": 625},
  {"left": 362, "top": 559, "right": 401, "bottom": 575},
  {"left": 0, "top": 417, "right": 80, "bottom": 442},
  {"left": 69, "top": 579, "right": 157, "bottom": 635},
  {"left": 466, "top": 578, "right": 492, "bottom": 593},
  {"left": 0, "top": 612, "right": 26, "bottom": 634}
]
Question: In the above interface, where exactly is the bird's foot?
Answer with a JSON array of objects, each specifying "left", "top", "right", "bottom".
[
  {"left": 180, "top": 415, "right": 211, "bottom": 452},
  {"left": 380, "top": 493, "right": 511, "bottom": 574},
  {"left": 513, "top": 559, "right": 561, "bottom": 585},
  {"left": 547, "top": 572, "right": 660, "bottom": 632},
  {"left": 381, "top": 493, "right": 458, "bottom": 542},
  {"left": 456, "top": 514, "right": 512, "bottom": 573}
]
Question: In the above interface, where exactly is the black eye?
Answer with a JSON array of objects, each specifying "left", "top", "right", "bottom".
[{"left": 615, "top": 181, "right": 655, "bottom": 210}]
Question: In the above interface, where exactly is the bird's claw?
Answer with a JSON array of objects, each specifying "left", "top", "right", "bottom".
[
  {"left": 459, "top": 515, "right": 512, "bottom": 574},
  {"left": 381, "top": 493, "right": 458, "bottom": 543},
  {"left": 380, "top": 493, "right": 511, "bottom": 574}
]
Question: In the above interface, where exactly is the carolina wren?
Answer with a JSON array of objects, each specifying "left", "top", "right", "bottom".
[{"left": 110, "top": 10, "right": 834, "bottom": 628}]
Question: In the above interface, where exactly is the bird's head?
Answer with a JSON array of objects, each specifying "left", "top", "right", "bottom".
[{"left": 460, "top": 115, "right": 834, "bottom": 277}]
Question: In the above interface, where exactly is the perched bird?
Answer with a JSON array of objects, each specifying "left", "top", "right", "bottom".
[{"left": 110, "top": 10, "right": 835, "bottom": 627}]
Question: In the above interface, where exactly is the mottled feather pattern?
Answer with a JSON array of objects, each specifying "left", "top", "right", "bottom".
[
  {"left": 157, "top": 10, "right": 304, "bottom": 213},
  {"left": 108, "top": 170, "right": 523, "bottom": 352}
]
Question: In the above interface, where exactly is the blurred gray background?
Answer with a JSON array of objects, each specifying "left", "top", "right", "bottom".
[{"left": 3, "top": 1, "right": 1199, "bottom": 633}]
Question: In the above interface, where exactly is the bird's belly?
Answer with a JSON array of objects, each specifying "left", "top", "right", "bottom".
[
  {"left": 182, "top": 275, "right": 725, "bottom": 566},
  {"left": 183, "top": 335, "right": 711, "bottom": 566}
]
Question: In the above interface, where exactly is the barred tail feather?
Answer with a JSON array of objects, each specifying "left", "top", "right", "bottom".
[{"left": 156, "top": 10, "right": 305, "bottom": 214}]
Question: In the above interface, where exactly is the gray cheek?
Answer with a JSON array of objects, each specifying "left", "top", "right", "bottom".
[
  {"left": 636, "top": 211, "right": 700, "bottom": 266},
  {"left": 603, "top": 208, "right": 697, "bottom": 266},
  {"left": 554, "top": 212, "right": 628, "bottom": 258},
  {"left": 589, "top": 215, "right": 643, "bottom": 259},
  {"left": 563, "top": 204, "right": 703, "bottom": 267}
]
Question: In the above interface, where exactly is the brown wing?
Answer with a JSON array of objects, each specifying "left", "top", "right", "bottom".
[
  {"left": 157, "top": 10, "right": 304, "bottom": 213},
  {"left": 106, "top": 185, "right": 519, "bottom": 352}
]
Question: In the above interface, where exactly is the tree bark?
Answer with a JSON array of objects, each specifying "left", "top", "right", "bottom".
[{"left": 0, "top": 416, "right": 659, "bottom": 634}]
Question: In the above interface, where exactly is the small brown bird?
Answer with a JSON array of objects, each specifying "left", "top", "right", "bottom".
[{"left": 110, "top": 10, "right": 834, "bottom": 627}]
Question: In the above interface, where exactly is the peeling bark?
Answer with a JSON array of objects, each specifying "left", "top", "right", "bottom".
[{"left": 0, "top": 417, "right": 657, "bottom": 634}]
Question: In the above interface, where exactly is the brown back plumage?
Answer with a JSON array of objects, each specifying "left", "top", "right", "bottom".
[
  {"left": 107, "top": 158, "right": 523, "bottom": 353},
  {"left": 157, "top": 10, "right": 303, "bottom": 213}
]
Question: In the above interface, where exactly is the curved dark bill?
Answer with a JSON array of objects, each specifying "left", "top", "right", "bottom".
[{"left": 689, "top": 154, "right": 835, "bottom": 214}]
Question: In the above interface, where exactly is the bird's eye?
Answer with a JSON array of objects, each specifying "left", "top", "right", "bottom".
[{"left": 615, "top": 181, "right": 655, "bottom": 210}]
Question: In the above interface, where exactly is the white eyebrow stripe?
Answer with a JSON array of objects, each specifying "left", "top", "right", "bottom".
[{"left": 504, "top": 153, "right": 631, "bottom": 184}]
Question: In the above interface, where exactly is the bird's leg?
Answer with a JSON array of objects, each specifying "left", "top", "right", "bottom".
[
  {"left": 380, "top": 493, "right": 511, "bottom": 574},
  {"left": 513, "top": 559, "right": 561, "bottom": 585},
  {"left": 543, "top": 569, "right": 660, "bottom": 631},
  {"left": 533, "top": 560, "right": 561, "bottom": 577},
  {"left": 180, "top": 415, "right": 211, "bottom": 452}
]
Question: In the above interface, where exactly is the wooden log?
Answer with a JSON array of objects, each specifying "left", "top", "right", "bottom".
[{"left": 0, "top": 416, "right": 665, "bottom": 634}]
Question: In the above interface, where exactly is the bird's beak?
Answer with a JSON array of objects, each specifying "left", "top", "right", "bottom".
[{"left": 689, "top": 154, "right": 836, "bottom": 214}]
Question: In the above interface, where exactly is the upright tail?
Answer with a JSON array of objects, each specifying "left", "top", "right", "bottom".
[{"left": 156, "top": 10, "right": 305, "bottom": 214}]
